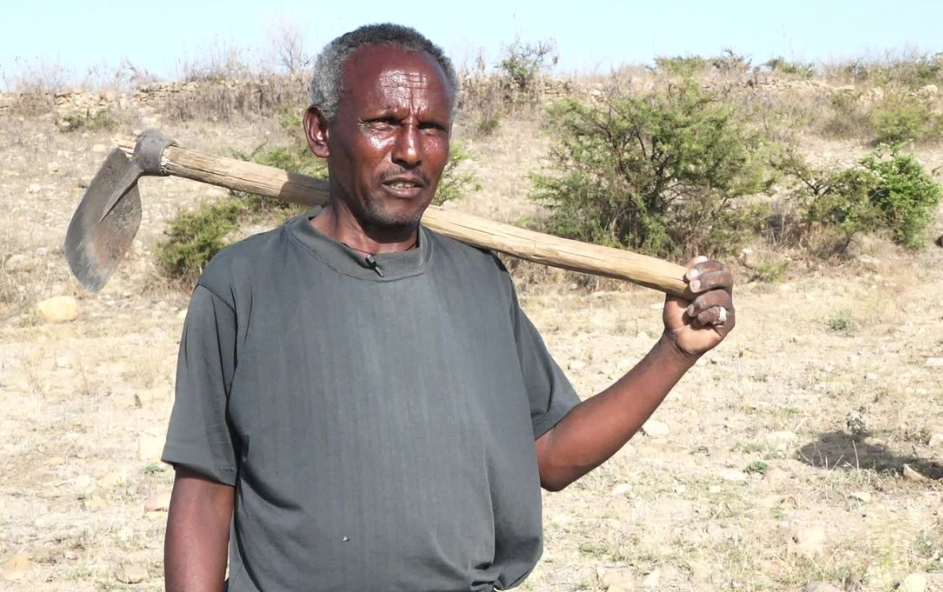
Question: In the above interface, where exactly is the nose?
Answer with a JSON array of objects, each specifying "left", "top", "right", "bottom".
[{"left": 391, "top": 123, "right": 421, "bottom": 168}]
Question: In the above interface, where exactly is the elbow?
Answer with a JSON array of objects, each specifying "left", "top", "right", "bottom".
[{"left": 539, "top": 471, "right": 575, "bottom": 492}]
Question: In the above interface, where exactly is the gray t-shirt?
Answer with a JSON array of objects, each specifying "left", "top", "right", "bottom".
[{"left": 162, "top": 208, "right": 581, "bottom": 592}]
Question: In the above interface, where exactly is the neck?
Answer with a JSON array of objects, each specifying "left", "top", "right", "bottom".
[{"left": 310, "top": 200, "right": 419, "bottom": 254}]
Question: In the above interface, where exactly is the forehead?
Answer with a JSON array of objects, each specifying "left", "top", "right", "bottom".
[{"left": 339, "top": 44, "right": 453, "bottom": 110}]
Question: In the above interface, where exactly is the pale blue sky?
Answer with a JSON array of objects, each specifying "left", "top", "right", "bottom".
[{"left": 2, "top": 0, "right": 941, "bottom": 88}]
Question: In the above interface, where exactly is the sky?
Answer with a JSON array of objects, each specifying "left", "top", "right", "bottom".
[{"left": 2, "top": 0, "right": 942, "bottom": 89}]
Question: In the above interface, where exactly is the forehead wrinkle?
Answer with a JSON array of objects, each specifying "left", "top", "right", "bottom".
[{"left": 378, "top": 69, "right": 430, "bottom": 91}]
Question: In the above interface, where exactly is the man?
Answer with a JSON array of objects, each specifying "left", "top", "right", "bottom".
[{"left": 162, "top": 23, "right": 735, "bottom": 592}]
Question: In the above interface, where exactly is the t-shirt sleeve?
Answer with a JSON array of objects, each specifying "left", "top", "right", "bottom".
[
  {"left": 161, "top": 284, "right": 239, "bottom": 486},
  {"left": 508, "top": 281, "right": 582, "bottom": 440}
]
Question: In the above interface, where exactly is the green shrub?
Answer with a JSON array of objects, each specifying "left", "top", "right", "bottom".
[
  {"left": 828, "top": 310, "right": 857, "bottom": 335},
  {"left": 859, "top": 146, "right": 942, "bottom": 248},
  {"left": 870, "top": 96, "right": 943, "bottom": 144},
  {"left": 531, "top": 78, "right": 770, "bottom": 259},
  {"left": 772, "top": 145, "right": 941, "bottom": 252},
  {"left": 497, "top": 36, "right": 557, "bottom": 99},
  {"left": 764, "top": 57, "right": 815, "bottom": 79},
  {"left": 748, "top": 260, "right": 790, "bottom": 283},
  {"left": 654, "top": 55, "right": 710, "bottom": 77},
  {"left": 155, "top": 201, "right": 244, "bottom": 285},
  {"left": 60, "top": 109, "right": 116, "bottom": 133},
  {"left": 435, "top": 142, "right": 481, "bottom": 205},
  {"left": 744, "top": 460, "right": 769, "bottom": 475}
]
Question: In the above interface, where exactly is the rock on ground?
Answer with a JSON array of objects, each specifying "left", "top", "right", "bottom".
[
  {"left": 36, "top": 296, "right": 78, "bottom": 323},
  {"left": 641, "top": 419, "right": 669, "bottom": 437}
]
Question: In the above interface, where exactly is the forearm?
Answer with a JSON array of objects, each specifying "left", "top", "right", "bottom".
[
  {"left": 165, "top": 469, "right": 235, "bottom": 592},
  {"left": 537, "top": 334, "right": 697, "bottom": 491}
]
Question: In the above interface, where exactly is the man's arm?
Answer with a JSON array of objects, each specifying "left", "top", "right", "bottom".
[
  {"left": 165, "top": 467, "right": 235, "bottom": 592},
  {"left": 535, "top": 257, "right": 735, "bottom": 491}
]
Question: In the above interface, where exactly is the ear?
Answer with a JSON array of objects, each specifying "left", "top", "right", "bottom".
[{"left": 304, "top": 106, "right": 331, "bottom": 158}]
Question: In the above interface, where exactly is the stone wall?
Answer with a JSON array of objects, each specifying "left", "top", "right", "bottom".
[{"left": 1, "top": 74, "right": 935, "bottom": 126}]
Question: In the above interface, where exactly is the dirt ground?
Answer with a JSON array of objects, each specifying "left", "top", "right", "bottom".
[{"left": 1, "top": 110, "right": 942, "bottom": 592}]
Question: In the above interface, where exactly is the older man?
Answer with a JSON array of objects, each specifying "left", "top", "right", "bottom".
[{"left": 162, "top": 23, "right": 735, "bottom": 592}]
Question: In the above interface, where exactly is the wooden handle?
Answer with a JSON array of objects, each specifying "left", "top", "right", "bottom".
[{"left": 118, "top": 139, "right": 689, "bottom": 296}]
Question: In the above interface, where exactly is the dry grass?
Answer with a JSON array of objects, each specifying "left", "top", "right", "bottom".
[{"left": 1, "top": 66, "right": 943, "bottom": 592}]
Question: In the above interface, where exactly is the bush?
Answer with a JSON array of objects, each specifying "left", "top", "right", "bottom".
[
  {"left": 773, "top": 145, "right": 941, "bottom": 253},
  {"left": 654, "top": 55, "right": 710, "bottom": 77},
  {"left": 870, "top": 96, "right": 943, "bottom": 144},
  {"left": 496, "top": 36, "right": 557, "bottom": 99},
  {"left": 860, "top": 146, "right": 942, "bottom": 248},
  {"left": 764, "top": 57, "right": 815, "bottom": 79},
  {"left": 155, "top": 200, "right": 244, "bottom": 285},
  {"left": 60, "top": 109, "right": 116, "bottom": 133},
  {"left": 435, "top": 142, "right": 481, "bottom": 205},
  {"left": 531, "top": 78, "right": 770, "bottom": 259}
]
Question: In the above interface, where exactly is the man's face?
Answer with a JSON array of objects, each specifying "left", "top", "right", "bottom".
[{"left": 310, "top": 44, "right": 454, "bottom": 230}]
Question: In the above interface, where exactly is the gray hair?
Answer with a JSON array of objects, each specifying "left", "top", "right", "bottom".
[{"left": 310, "top": 23, "right": 460, "bottom": 122}]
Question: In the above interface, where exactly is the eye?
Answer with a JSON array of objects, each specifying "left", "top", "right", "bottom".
[
  {"left": 419, "top": 121, "right": 447, "bottom": 135},
  {"left": 362, "top": 117, "right": 398, "bottom": 131}
]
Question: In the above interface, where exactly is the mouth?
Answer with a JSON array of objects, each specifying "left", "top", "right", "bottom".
[{"left": 381, "top": 176, "right": 426, "bottom": 199}]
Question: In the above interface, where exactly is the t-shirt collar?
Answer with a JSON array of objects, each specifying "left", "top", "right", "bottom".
[{"left": 287, "top": 206, "right": 432, "bottom": 281}]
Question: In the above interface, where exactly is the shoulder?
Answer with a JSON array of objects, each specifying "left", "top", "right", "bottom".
[
  {"left": 425, "top": 227, "right": 516, "bottom": 299},
  {"left": 426, "top": 227, "right": 510, "bottom": 276},
  {"left": 196, "top": 224, "right": 290, "bottom": 308}
]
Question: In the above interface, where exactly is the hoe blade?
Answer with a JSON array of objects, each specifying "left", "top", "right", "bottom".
[{"left": 65, "top": 148, "right": 142, "bottom": 292}]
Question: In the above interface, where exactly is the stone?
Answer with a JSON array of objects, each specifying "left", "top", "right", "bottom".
[
  {"left": 920, "top": 84, "right": 938, "bottom": 95},
  {"left": 718, "top": 468, "right": 747, "bottom": 482},
  {"left": 27, "top": 183, "right": 41, "bottom": 193},
  {"left": 4, "top": 254, "right": 35, "bottom": 272},
  {"left": 616, "top": 358, "right": 632, "bottom": 372},
  {"left": 792, "top": 525, "right": 827, "bottom": 558},
  {"left": 688, "top": 561, "right": 711, "bottom": 584},
  {"left": 901, "top": 573, "right": 927, "bottom": 592},
  {"left": 0, "top": 553, "right": 30, "bottom": 581},
  {"left": 36, "top": 296, "right": 78, "bottom": 323},
  {"left": 611, "top": 483, "right": 633, "bottom": 496},
  {"left": 138, "top": 431, "right": 164, "bottom": 461},
  {"left": 116, "top": 563, "right": 149, "bottom": 584},
  {"left": 640, "top": 568, "right": 660, "bottom": 588},
  {"left": 902, "top": 464, "right": 929, "bottom": 482},
  {"left": 600, "top": 569, "right": 635, "bottom": 591},
  {"left": 97, "top": 472, "right": 124, "bottom": 489},
  {"left": 641, "top": 419, "right": 669, "bottom": 437},
  {"left": 567, "top": 360, "right": 585, "bottom": 371},
  {"left": 804, "top": 583, "right": 841, "bottom": 592},
  {"left": 73, "top": 474, "right": 93, "bottom": 490},
  {"left": 850, "top": 491, "right": 871, "bottom": 503},
  {"left": 925, "top": 358, "right": 943, "bottom": 368},
  {"left": 92, "top": 144, "right": 107, "bottom": 154},
  {"left": 929, "top": 433, "right": 943, "bottom": 448},
  {"left": 144, "top": 492, "right": 172, "bottom": 512},
  {"left": 85, "top": 496, "right": 108, "bottom": 509}
]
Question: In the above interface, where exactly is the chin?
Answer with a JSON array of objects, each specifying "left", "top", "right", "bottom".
[{"left": 361, "top": 197, "right": 429, "bottom": 229}]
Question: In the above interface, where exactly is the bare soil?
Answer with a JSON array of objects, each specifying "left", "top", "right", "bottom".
[{"left": 1, "top": 111, "right": 942, "bottom": 591}]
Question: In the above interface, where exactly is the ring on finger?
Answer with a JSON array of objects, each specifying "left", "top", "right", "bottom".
[{"left": 716, "top": 306, "right": 728, "bottom": 326}]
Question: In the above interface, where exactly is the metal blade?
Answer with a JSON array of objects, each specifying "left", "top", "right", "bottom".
[{"left": 65, "top": 148, "right": 143, "bottom": 292}]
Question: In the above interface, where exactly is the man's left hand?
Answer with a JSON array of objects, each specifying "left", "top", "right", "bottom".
[{"left": 662, "top": 256, "right": 736, "bottom": 358}]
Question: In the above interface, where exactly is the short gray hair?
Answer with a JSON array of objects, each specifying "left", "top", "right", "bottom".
[{"left": 310, "top": 23, "right": 460, "bottom": 122}]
